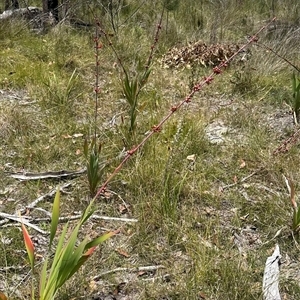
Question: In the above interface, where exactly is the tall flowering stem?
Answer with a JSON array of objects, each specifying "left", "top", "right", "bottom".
[
  {"left": 94, "top": 17, "right": 276, "bottom": 199},
  {"left": 97, "top": 11, "right": 164, "bottom": 133},
  {"left": 143, "top": 7, "right": 165, "bottom": 78},
  {"left": 94, "top": 19, "right": 101, "bottom": 141}
]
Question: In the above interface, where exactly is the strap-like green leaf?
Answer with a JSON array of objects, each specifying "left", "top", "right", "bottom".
[
  {"left": 56, "top": 238, "right": 88, "bottom": 288},
  {"left": 56, "top": 238, "right": 89, "bottom": 288},
  {"left": 49, "top": 188, "right": 60, "bottom": 248},
  {"left": 39, "top": 256, "right": 49, "bottom": 297},
  {"left": 85, "top": 231, "right": 115, "bottom": 250},
  {"left": 43, "top": 223, "right": 69, "bottom": 299}
]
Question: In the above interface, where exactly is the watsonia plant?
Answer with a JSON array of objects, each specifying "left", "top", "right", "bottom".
[
  {"left": 97, "top": 9, "right": 164, "bottom": 134},
  {"left": 84, "top": 137, "right": 105, "bottom": 197},
  {"left": 84, "top": 20, "right": 106, "bottom": 197},
  {"left": 20, "top": 188, "right": 115, "bottom": 300},
  {"left": 93, "top": 18, "right": 277, "bottom": 200}
]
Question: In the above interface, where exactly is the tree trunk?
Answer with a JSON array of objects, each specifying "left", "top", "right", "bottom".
[
  {"left": 5, "top": 0, "right": 19, "bottom": 10},
  {"left": 43, "top": 0, "right": 59, "bottom": 21}
]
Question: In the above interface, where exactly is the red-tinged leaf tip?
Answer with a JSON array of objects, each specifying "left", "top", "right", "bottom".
[
  {"left": 0, "top": 292, "right": 8, "bottom": 300},
  {"left": 84, "top": 246, "right": 96, "bottom": 257},
  {"left": 21, "top": 223, "right": 35, "bottom": 270}
]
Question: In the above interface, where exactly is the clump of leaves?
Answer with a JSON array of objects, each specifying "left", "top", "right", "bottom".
[
  {"left": 84, "top": 138, "right": 106, "bottom": 197},
  {"left": 283, "top": 175, "right": 300, "bottom": 233},
  {"left": 122, "top": 69, "right": 151, "bottom": 133},
  {"left": 98, "top": 9, "right": 163, "bottom": 134},
  {"left": 21, "top": 189, "right": 115, "bottom": 300}
]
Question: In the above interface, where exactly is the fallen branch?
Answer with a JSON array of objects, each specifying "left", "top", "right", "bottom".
[
  {"left": 8, "top": 169, "right": 86, "bottom": 181},
  {"left": 0, "top": 7, "right": 41, "bottom": 20},
  {"left": 93, "top": 265, "right": 165, "bottom": 280},
  {"left": 92, "top": 214, "right": 137, "bottom": 223},
  {"left": 32, "top": 214, "right": 138, "bottom": 223},
  {"left": 0, "top": 212, "right": 46, "bottom": 234},
  {"left": 25, "top": 182, "right": 72, "bottom": 210},
  {"left": 0, "top": 182, "right": 72, "bottom": 227},
  {"left": 221, "top": 170, "right": 259, "bottom": 190},
  {"left": 0, "top": 265, "right": 27, "bottom": 272}
]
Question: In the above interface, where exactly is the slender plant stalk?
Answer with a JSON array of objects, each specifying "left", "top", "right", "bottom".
[
  {"left": 255, "top": 42, "right": 300, "bottom": 73},
  {"left": 144, "top": 8, "right": 164, "bottom": 75},
  {"left": 97, "top": 21, "right": 127, "bottom": 76},
  {"left": 93, "top": 17, "right": 277, "bottom": 199},
  {"left": 83, "top": 19, "right": 106, "bottom": 197},
  {"left": 94, "top": 20, "right": 101, "bottom": 142}
]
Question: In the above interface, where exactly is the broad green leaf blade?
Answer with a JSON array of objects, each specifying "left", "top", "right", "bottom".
[
  {"left": 49, "top": 223, "right": 68, "bottom": 272},
  {"left": 39, "top": 256, "right": 49, "bottom": 297},
  {"left": 85, "top": 231, "right": 115, "bottom": 250},
  {"left": 43, "top": 225, "right": 82, "bottom": 300},
  {"left": 80, "top": 203, "right": 95, "bottom": 225},
  {"left": 56, "top": 239, "right": 88, "bottom": 288},
  {"left": 132, "top": 78, "right": 138, "bottom": 98},
  {"left": 67, "top": 247, "right": 96, "bottom": 280},
  {"left": 54, "top": 222, "right": 82, "bottom": 282},
  {"left": 49, "top": 188, "right": 60, "bottom": 248},
  {"left": 141, "top": 68, "right": 151, "bottom": 87},
  {"left": 43, "top": 223, "right": 69, "bottom": 299},
  {"left": 292, "top": 73, "right": 297, "bottom": 91}
]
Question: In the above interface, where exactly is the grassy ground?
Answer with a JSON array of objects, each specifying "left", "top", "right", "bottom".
[{"left": 1, "top": 1, "right": 300, "bottom": 299}]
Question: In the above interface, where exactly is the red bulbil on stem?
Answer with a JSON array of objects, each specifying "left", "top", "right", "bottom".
[
  {"left": 152, "top": 125, "right": 161, "bottom": 132},
  {"left": 127, "top": 148, "right": 136, "bottom": 155},
  {"left": 213, "top": 67, "right": 222, "bottom": 74},
  {"left": 185, "top": 96, "right": 192, "bottom": 103},
  {"left": 204, "top": 76, "right": 214, "bottom": 84}
]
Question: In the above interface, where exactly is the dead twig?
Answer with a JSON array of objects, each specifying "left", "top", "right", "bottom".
[
  {"left": 0, "top": 212, "right": 46, "bottom": 234},
  {"left": 0, "top": 182, "right": 72, "bottom": 227},
  {"left": 93, "top": 265, "right": 165, "bottom": 280},
  {"left": 8, "top": 169, "right": 86, "bottom": 181},
  {"left": 221, "top": 170, "right": 259, "bottom": 190},
  {"left": 26, "top": 182, "right": 72, "bottom": 211},
  {"left": 31, "top": 214, "right": 138, "bottom": 223}
]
